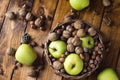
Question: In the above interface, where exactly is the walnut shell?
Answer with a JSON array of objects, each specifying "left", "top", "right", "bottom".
[
  {"left": 18, "top": 8, "right": 27, "bottom": 17},
  {"left": 77, "top": 29, "right": 86, "bottom": 37},
  {"left": 67, "top": 44, "right": 75, "bottom": 52},
  {"left": 67, "top": 37, "right": 74, "bottom": 44},
  {"left": 53, "top": 61, "right": 63, "bottom": 70},
  {"left": 74, "top": 20, "right": 84, "bottom": 29},
  {"left": 75, "top": 47, "right": 83, "bottom": 54},
  {"left": 5, "top": 12, "right": 16, "bottom": 20},
  {"left": 72, "top": 37, "right": 81, "bottom": 46},
  {"left": 88, "top": 27, "right": 97, "bottom": 36},
  {"left": 62, "top": 30, "right": 71, "bottom": 38},
  {"left": 48, "top": 32, "right": 59, "bottom": 41},
  {"left": 34, "top": 18, "right": 42, "bottom": 27},
  {"left": 25, "top": 12, "right": 33, "bottom": 21}
]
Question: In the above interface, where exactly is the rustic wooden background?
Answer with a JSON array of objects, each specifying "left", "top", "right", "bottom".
[{"left": 0, "top": 0, "right": 120, "bottom": 80}]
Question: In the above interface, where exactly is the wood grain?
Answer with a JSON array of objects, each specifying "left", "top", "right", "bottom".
[
  {"left": 51, "top": 0, "right": 71, "bottom": 30},
  {"left": 90, "top": 0, "right": 120, "bottom": 79},
  {"left": 100, "top": 0, "right": 120, "bottom": 68},
  {"left": 0, "top": 0, "right": 120, "bottom": 80},
  {"left": 0, "top": 0, "right": 11, "bottom": 31},
  {"left": 25, "top": 0, "right": 60, "bottom": 80},
  {"left": 0, "top": 0, "right": 27, "bottom": 79}
]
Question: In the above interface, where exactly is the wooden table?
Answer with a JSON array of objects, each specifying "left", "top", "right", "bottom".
[{"left": 0, "top": 0, "right": 120, "bottom": 80}]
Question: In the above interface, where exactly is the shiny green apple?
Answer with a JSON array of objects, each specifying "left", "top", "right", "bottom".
[
  {"left": 64, "top": 53, "right": 83, "bottom": 75},
  {"left": 48, "top": 40, "right": 67, "bottom": 58},
  {"left": 15, "top": 44, "right": 37, "bottom": 66},
  {"left": 69, "top": 0, "right": 90, "bottom": 10},
  {"left": 97, "top": 68, "right": 119, "bottom": 80},
  {"left": 80, "top": 36, "right": 94, "bottom": 49}
]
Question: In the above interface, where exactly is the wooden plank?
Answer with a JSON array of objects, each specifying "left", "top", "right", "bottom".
[
  {"left": 100, "top": 0, "right": 120, "bottom": 68},
  {"left": 51, "top": 0, "right": 71, "bottom": 30},
  {"left": 89, "top": 0, "right": 120, "bottom": 79},
  {"left": 0, "top": 0, "right": 11, "bottom": 80},
  {"left": 0, "top": 0, "right": 29, "bottom": 80},
  {"left": 80, "top": 0, "right": 104, "bottom": 28},
  {"left": 10, "top": 0, "right": 36, "bottom": 80},
  {"left": 0, "top": 0, "right": 11, "bottom": 30},
  {"left": 88, "top": 0, "right": 120, "bottom": 79},
  {"left": 20, "top": 0, "right": 60, "bottom": 80}
]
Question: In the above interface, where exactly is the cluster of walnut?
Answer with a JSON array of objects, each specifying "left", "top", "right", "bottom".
[{"left": 5, "top": 3, "right": 48, "bottom": 30}]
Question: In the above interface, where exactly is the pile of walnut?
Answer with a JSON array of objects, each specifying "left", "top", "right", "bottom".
[
  {"left": 5, "top": 3, "right": 47, "bottom": 30},
  {"left": 47, "top": 20, "right": 104, "bottom": 75}
]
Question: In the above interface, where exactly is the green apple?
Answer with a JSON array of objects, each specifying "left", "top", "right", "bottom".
[
  {"left": 80, "top": 36, "right": 94, "bottom": 49},
  {"left": 69, "top": 0, "right": 90, "bottom": 11},
  {"left": 97, "top": 68, "right": 119, "bottom": 80},
  {"left": 48, "top": 40, "right": 67, "bottom": 58},
  {"left": 15, "top": 44, "right": 37, "bottom": 66},
  {"left": 64, "top": 53, "right": 83, "bottom": 75}
]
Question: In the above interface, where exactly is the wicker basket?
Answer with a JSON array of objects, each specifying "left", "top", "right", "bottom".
[{"left": 44, "top": 19, "right": 104, "bottom": 79}]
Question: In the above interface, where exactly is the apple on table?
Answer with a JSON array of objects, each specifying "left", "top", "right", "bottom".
[
  {"left": 97, "top": 68, "right": 119, "bottom": 80},
  {"left": 15, "top": 44, "right": 37, "bottom": 66},
  {"left": 69, "top": 0, "right": 90, "bottom": 11}
]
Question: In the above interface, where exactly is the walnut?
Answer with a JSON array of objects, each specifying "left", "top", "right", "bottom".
[
  {"left": 72, "top": 30, "right": 77, "bottom": 36},
  {"left": 75, "top": 47, "right": 83, "bottom": 54},
  {"left": 34, "top": 18, "right": 42, "bottom": 27},
  {"left": 53, "top": 61, "right": 63, "bottom": 70},
  {"left": 72, "top": 37, "right": 81, "bottom": 46},
  {"left": 18, "top": 8, "right": 27, "bottom": 18},
  {"left": 88, "top": 27, "right": 97, "bottom": 36},
  {"left": 48, "top": 32, "right": 59, "bottom": 41},
  {"left": 102, "top": 0, "right": 111, "bottom": 7},
  {"left": 5, "top": 12, "right": 16, "bottom": 20},
  {"left": 66, "top": 25, "right": 74, "bottom": 32},
  {"left": 77, "top": 29, "right": 86, "bottom": 37},
  {"left": 67, "top": 44, "right": 75, "bottom": 52},
  {"left": 67, "top": 37, "right": 74, "bottom": 44},
  {"left": 62, "top": 30, "right": 71, "bottom": 38},
  {"left": 25, "top": 12, "right": 33, "bottom": 21},
  {"left": 74, "top": 20, "right": 84, "bottom": 29}
]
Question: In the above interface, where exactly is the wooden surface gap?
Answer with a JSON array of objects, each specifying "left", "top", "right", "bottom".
[
  {"left": 49, "top": 0, "right": 59, "bottom": 30},
  {"left": 98, "top": 7, "right": 105, "bottom": 30},
  {"left": 116, "top": 49, "right": 120, "bottom": 70}
]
